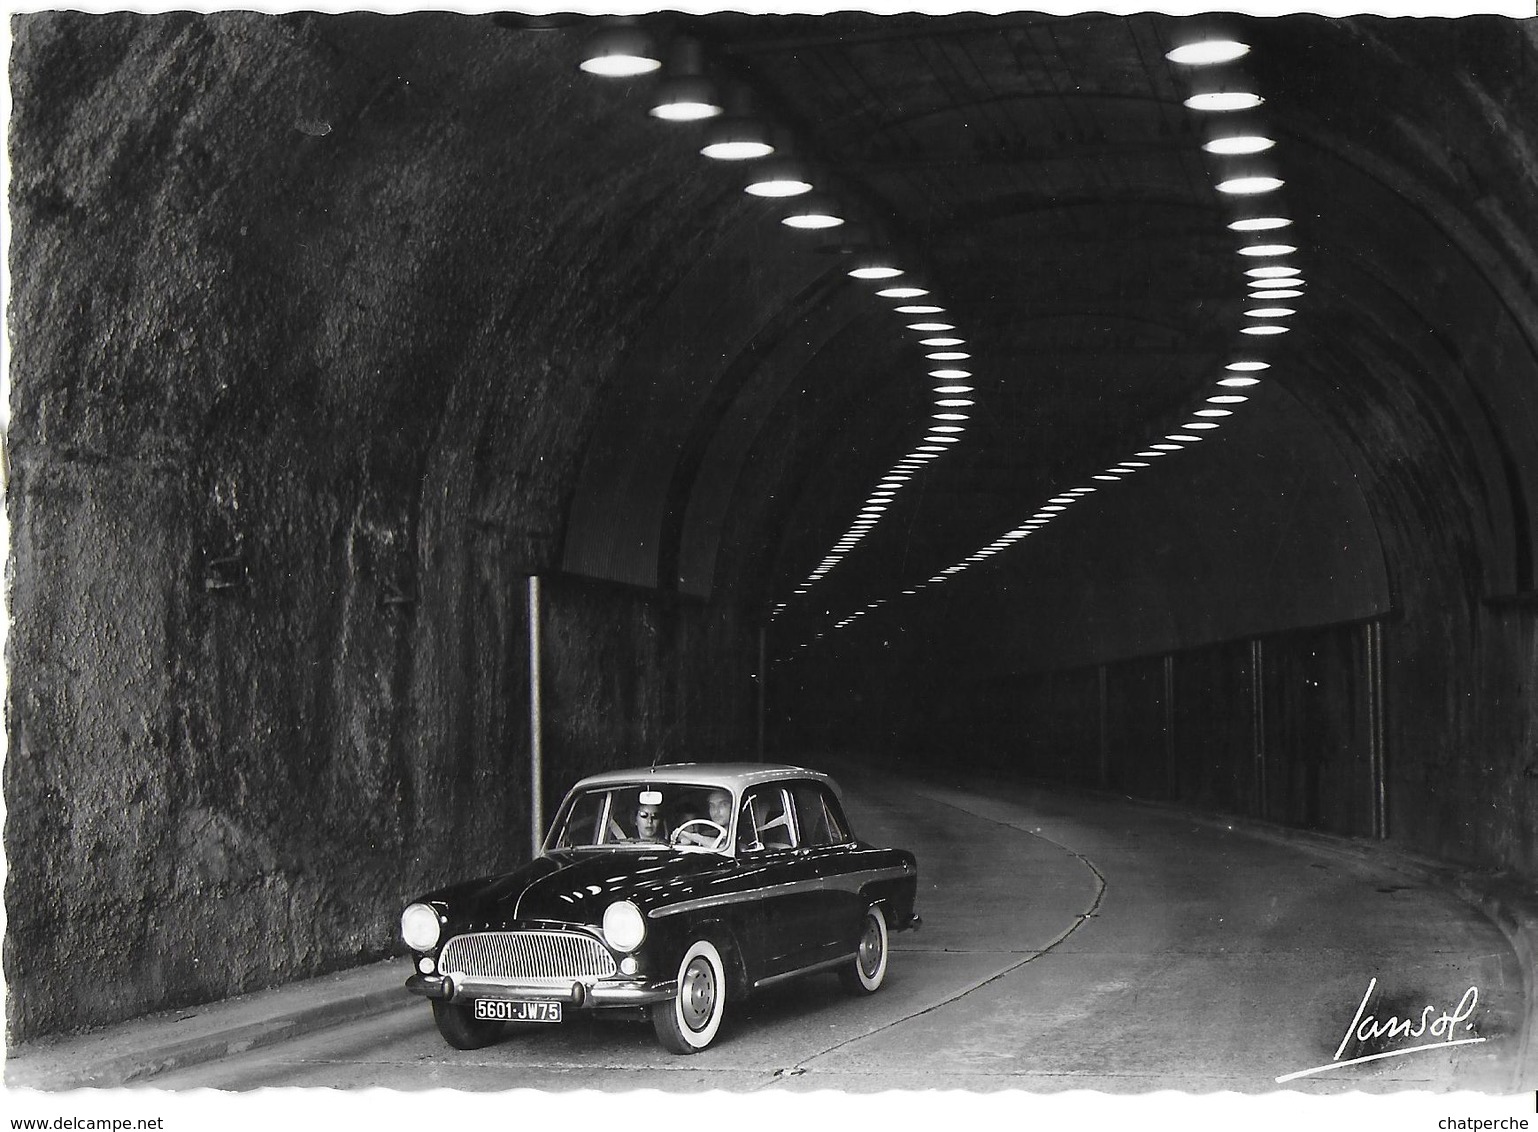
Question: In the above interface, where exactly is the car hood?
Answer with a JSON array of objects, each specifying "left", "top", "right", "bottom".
[{"left": 420, "top": 850, "right": 727, "bottom": 931}]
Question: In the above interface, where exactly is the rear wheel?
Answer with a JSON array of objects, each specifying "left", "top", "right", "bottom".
[
  {"left": 839, "top": 905, "right": 889, "bottom": 994},
  {"left": 653, "top": 939, "right": 728, "bottom": 1053},
  {"left": 431, "top": 999, "right": 503, "bottom": 1050}
]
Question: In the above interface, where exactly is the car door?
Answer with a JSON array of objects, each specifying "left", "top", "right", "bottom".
[
  {"left": 786, "top": 780, "right": 866, "bottom": 964},
  {"left": 736, "top": 784, "right": 822, "bottom": 978}
]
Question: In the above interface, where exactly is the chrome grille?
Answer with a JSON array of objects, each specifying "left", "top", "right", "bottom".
[{"left": 439, "top": 931, "right": 616, "bottom": 982}]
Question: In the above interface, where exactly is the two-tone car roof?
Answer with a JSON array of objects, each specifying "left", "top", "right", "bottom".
[{"left": 569, "top": 762, "right": 836, "bottom": 796}]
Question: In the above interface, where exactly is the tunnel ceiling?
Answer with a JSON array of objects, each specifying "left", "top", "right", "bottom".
[
  {"left": 550, "top": 12, "right": 1538, "bottom": 665},
  {"left": 11, "top": 11, "right": 1537, "bottom": 673}
]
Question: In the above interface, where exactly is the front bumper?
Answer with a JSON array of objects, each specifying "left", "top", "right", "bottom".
[{"left": 406, "top": 972, "right": 676, "bottom": 1008}]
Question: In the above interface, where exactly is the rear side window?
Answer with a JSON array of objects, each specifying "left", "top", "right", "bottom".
[
  {"left": 742, "top": 786, "right": 795, "bottom": 851},
  {"left": 789, "top": 781, "right": 852, "bottom": 847}
]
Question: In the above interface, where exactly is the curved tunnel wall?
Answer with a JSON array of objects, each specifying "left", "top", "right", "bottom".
[
  {"left": 4, "top": 12, "right": 764, "bottom": 1041},
  {"left": 5, "top": 11, "right": 1538, "bottom": 1044}
]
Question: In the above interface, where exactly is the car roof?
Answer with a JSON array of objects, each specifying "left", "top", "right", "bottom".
[{"left": 568, "top": 762, "right": 837, "bottom": 796}]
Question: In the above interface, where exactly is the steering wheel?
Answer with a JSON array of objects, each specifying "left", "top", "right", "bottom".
[{"left": 671, "top": 819, "right": 728, "bottom": 850}]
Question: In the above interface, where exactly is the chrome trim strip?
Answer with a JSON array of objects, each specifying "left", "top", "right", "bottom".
[
  {"left": 752, "top": 952, "right": 857, "bottom": 990},
  {"left": 448, "top": 975, "right": 676, "bottom": 1007},
  {"left": 647, "top": 864, "right": 911, "bottom": 919}
]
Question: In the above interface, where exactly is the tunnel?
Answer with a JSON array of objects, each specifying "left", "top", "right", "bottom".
[{"left": 4, "top": 7, "right": 1537, "bottom": 1073}]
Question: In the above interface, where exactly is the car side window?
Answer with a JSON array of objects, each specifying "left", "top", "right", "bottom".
[
  {"left": 741, "top": 786, "right": 795, "bottom": 852},
  {"left": 790, "top": 781, "right": 852, "bottom": 847},
  {"left": 555, "top": 791, "right": 606, "bottom": 848}
]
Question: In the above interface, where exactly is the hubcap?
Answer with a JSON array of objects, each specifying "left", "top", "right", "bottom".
[
  {"left": 681, "top": 956, "right": 716, "bottom": 1031},
  {"left": 859, "top": 917, "right": 882, "bottom": 976}
]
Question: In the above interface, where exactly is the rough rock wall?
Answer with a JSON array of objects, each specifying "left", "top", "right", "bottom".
[{"left": 4, "top": 11, "right": 758, "bottom": 1042}]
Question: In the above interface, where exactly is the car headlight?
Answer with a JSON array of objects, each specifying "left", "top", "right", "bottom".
[
  {"left": 602, "top": 900, "right": 646, "bottom": 953},
  {"left": 401, "top": 903, "right": 442, "bottom": 951}
]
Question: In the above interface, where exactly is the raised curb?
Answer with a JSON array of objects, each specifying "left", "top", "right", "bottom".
[{"left": 5, "top": 958, "right": 412, "bottom": 1090}]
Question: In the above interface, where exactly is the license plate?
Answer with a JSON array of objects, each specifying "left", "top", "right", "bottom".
[{"left": 473, "top": 999, "right": 562, "bottom": 1023}]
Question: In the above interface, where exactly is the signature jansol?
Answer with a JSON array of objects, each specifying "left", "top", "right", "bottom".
[{"left": 1274, "top": 977, "right": 1486, "bottom": 1083}]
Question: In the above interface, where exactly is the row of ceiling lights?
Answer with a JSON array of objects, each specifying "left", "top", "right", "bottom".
[
  {"left": 785, "top": 31, "right": 1305, "bottom": 657},
  {"left": 574, "top": 22, "right": 993, "bottom": 627}
]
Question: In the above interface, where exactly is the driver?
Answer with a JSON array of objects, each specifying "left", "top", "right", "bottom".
[{"left": 674, "top": 789, "right": 733, "bottom": 847}]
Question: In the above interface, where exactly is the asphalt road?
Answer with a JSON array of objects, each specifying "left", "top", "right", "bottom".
[{"left": 145, "top": 765, "right": 1527, "bottom": 1093}]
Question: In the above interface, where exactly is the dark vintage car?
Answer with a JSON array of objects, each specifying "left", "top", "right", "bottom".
[{"left": 400, "top": 762, "right": 920, "bottom": 1053}]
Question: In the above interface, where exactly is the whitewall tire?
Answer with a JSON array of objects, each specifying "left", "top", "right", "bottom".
[
  {"left": 839, "top": 905, "right": 889, "bottom": 994},
  {"left": 653, "top": 939, "right": 728, "bottom": 1053}
]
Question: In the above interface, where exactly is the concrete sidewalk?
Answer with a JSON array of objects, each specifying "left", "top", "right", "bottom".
[
  {"left": 5, "top": 958, "right": 413, "bottom": 1090},
  {"left": 6, "top": 777, "right": 1535, "bottom": 1091}
]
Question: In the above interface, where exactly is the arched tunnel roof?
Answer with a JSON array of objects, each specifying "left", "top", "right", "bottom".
[{"left": 9, "top": 10, "right": 1537, "bottom": 668}]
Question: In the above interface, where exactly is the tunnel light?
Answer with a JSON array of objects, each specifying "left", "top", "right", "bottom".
[
  {"left": 930, "top": 425, "right": 964, "bottom": 433},
  {"left": 781, "top": 197, "right": 845, "bottom": 229},
  {"left": 923, "top": 435, "right": 960, "bottom": 444},
  {"left": 649, "top": 65, "right": 725, "bottom": 120},
  {"left": 1252, "top": 289, "right": 1303, "bottom": 299},
  {"left": 849, "top": 265, "right": 903, "bottom": 280},
  {"left": 1068, "top": 487, "right": 1096, "bottom": 493},
  {"left": 1229, "top": 216, "right": 1292, "bottom": 231},
  {"left": 700, "top": 114, "right": 774, "bottom": 160},
  {"left": 927, "top": 352, "right": 971, "bottom": 361},
  {"left": 1151, "top": 443, "right": 1183, "bottom": 451},
  {"left": 1167, "top": 39, "right": 1250, "bottom": 65},
  {"left": 1207, "top": 395, "right": 1249, "bottom": 404},
  {"left": 1219, "top": 377, "right": 1261, "bottom": 387},
  {"left": 1205, "top": 135, "right": 1274, "bottom": 155},
  {"left": 918, "top": 446, "right": 949, "bottom": 452},
  {"left": 1249, "top": 277, "right": 1304, "bottom": 288},
  {"left": 933, "top": 386, "right": 974, "bottom": 394},
  {"left": 920, "top": 337, "right": 965, "bottom": 347},
  {"left": 1226, "top": 361, "right": 1270, "bottom": 371},
  {"left": 1184, "top": 422, "right": 1221, "bottom": 430},
  {"left": 1195, "top": 408, "right": 1233, "bottom": 417},
  {"left": 896, "top": 305, "right": 945, "bottom": 314},
  {"left": 1217, "top": 176, "right": 1284, "bottom": 194},
  {"left": 1040, "top": 505, "right": 1067, "bottom": 512},
  {"left": 1186, "top": 92, "right": 1264, "bottom": 112},
  {"left": 1118, "top": 461, "right": 1151, "bottom": 468},
  {"left": 908, "top": 322, "right": 954, "bottom": 332},
  {"left": 935, "top": 399, "right": 975, "bottom": 407},
  {"left": 879, "top": 286, "right": 930, "bottom": 298},
  {"left": 929, "top": 369, "right": 972, "bottom": 379},
  {"left": 1247, "top": 265, "right": 1300, "bottom": 278},
  {"left": 1049, "top": 497, "right": 1077, "bottom": 504},
  {"left": 933, "top": 413, "right": 970, "bottom": 421},
  {"left": 1246, "top": 307, "right": 1296, "bottom": 318},
  {"left": 1093, "top": 474, "right": 1122, "bottom": 481},
  {"left": 579, "top": 24, "right": 663, "bottom": 76},
  {"left": 1242, "top": 325, "right": 1290, "bottom": 335},
  {"left": 1239, "top": 244, "right": 1298, "bottom": 257}
]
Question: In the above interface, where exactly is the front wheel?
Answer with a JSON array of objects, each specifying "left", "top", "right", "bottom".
[
  {"left": 653, "top": 939, "right": 728, "bottom": 1053},
  {"left": 431, "top": 999, "right": 503, "bottom": 1050},
  {"left": 839, "top": 905, "right": 889, "bottom": 994}
]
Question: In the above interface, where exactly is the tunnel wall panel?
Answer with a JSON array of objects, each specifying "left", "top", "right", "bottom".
[
  {"left": 1104, "top": 658, "right": 1172, "bottom": 802},
  {"left": 1171, "top": 641, "right": 1256, "bottom": 817}
]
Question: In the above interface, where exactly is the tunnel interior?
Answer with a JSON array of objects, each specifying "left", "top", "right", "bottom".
[{"left": 6, "top": 11, "right": 1538, "bottom": 1042}]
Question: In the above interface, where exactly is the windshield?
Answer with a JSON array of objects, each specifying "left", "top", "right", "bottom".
[{"left": 547, "top": 783, "right": 736, "bottom": 852}]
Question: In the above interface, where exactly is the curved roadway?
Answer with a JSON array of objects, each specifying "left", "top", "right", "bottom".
[{"left": 148, "top": 762, "right": 1529, "bottom": 1092}]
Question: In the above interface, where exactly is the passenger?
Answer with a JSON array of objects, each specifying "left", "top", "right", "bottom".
[{"left": 633, "top": 799, "right": 666, "bottom": 842}]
